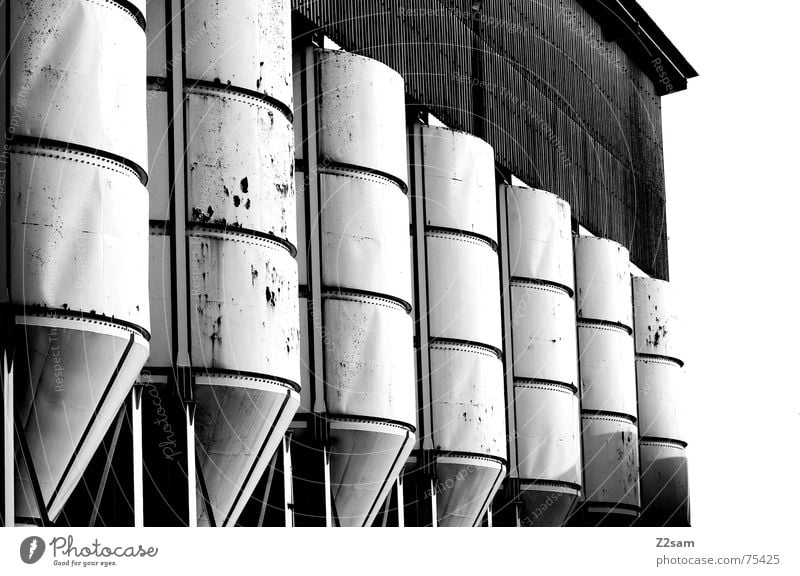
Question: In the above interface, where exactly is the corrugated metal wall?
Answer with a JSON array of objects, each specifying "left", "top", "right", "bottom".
[{"left": 291, "top": 0, "right": 669, "bottom": 279}]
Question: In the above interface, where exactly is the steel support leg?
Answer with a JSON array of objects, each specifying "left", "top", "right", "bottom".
[
  {"left": 323, "top": 444, "right": 332, "bottom": 527},
  {"left": 430, "top": 477, "right": 438, "bottom": 528},
  {"left": 396, "top": 472, "right": 405, "bottom": 528},
  {"left": 283, "top": 434, "right": 294, "bottom": 527},
  {"left": 185, "top": 401, "right": 197, "bottom": 527},
  {"left": 131, "top": 385, "right": 143, "bottom": 528},
  {"left": 88, "top": 408, "right": 125, "bottom": 527},
  {"left": 2, "top": 351, "right": 13, "bottom": 526}
]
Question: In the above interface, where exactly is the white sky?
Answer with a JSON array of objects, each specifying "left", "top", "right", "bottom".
[{"left": 636, "top": 0, "right": 800, "bottom": 529}]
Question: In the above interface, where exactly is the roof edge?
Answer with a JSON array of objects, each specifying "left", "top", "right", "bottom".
[{"left": 576, "top": 0, "right": 698, "bottom": 95}]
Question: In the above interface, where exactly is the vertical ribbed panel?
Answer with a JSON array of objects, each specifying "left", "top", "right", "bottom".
[
  {"left": 502, "top": 186, "right": 581, "bottom": 526},
  {"left": 572, "top": 236, "right": 639, "bottom": 524},
  {"left": 632, "top": 278, "right": 689, "bottom": 526},
  {"left": 412, "top": 125, "right": 507, "bottom": 527},
  {"left": 6, "top": 0, "right": 150, "bottom": 522},
  {"left": 294, "top": 49, "right": 415, "bottom": 527},
  {"left": 145, "top": 0, "right": 300, "bottom": 527}
]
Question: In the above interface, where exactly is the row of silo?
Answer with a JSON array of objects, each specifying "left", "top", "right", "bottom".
[{"left": 0, "top": 0, "right": 688, "bottom": 525}]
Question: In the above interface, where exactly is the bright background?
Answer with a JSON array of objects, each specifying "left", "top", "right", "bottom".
[
  {"left": 637, "top": 0, "right": 800, "bottom": 529},
  {"left": 2, "top": 3, "right": 798, "bottom": 574}
]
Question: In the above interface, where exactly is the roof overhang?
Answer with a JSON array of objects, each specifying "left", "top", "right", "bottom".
[{"left": 576, "top": 0, "right": 698, "bottom": 95}]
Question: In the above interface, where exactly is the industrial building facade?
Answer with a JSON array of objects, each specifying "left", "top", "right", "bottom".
[{"left": 0, "top": 0, "right": 695, "bottom": 528}]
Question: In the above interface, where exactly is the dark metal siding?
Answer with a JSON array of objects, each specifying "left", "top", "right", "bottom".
[{"left": 292, "top": 0, "right": 670, "bottom": 279}]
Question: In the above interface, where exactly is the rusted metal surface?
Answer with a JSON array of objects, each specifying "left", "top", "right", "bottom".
[
  {"left": 185, "top": 89, "right": 296, "bottom": 244},
  {"left": 632, "top": 278, "right": 689, "bottom": 526},
  {"left": 505, "top": 186, "right": 574, "bottom": 290},
  {"left": 577, "top": 325, "right": 638, "bottom": 416},
  {"left": 145, "top": 0, "right": 165, "bottom": 77},
  {"left": 429, "top": 343, "right": 505, "bottom": 458},
  {"left": 573, "top": 236, "right": 640, "bottom": 523},
  {"left": 14, "top": 319, "right": 149, "bottom": 520},
  {"left": 146, "top": 91, "right": 170, "bottom": 221},
  {"left": 10, "top": 0, "right": 148, "bottom": 170},
  {"left": 323, "top": 296, "right": 415, "bottom": 421},
  {"left": 435, "top": 456, "right": 505, "bottom": 528},
  {"left": 518, "top": 484, "right": 580, "bottom": 527},
  {"left": 319, "top": 172, "right": 412, "bottom": 304},
  {"left": 501, "top": 186, "right": 581, "bottom": 527},
  {"left": 147, "top": 231, "right": 172, "bottom": 368},
  {"left": 293, "top": 49, "right": 416, "bottom": 527},
  {"left": 575, "top": 236, "right": 634, "bottom": 328},
  {"left": 6, "top": 0, "right": 150, "bottom": 521},
  {"left": 316, "top": 50, "right": 408, "bottom": 187},
  {"left": 639, "top": 441, "right": 689, "bottom": 526},
  {"left": 513, "top": 385, "right": 581, "bottom": 488},
  {"left": 294, "top": 171, "right": 308, "bottom": 286},
  {"left": 580, "top": 416, "right": 640, "bottom": 514},
  {"left": 9, "top": 152, "right": 149, "bottom": 322},
  {"left": 297, "top": 296, "right": 312, "bottom": 414},
  {"left": 328, "top": 418, "right": 414, "bottom": 527},
  {"left": 412, "top": 125, "right": 506, "bottom": 527},
  {"left": 633, "top": 277, "right": 683, "bottom": 361},
  {"left": 636, "top": 358, "right": 683, "bottom": 441},
  {"left": 194, "top": 376, "right": 299, "bottom": 527},
  {"left": 184, "top": 0, "right": 292, "bottom": 107},
  {"left": 145, "top": 0, "right": 300, "bottom": 527},
  {"left": 510, "top": 286, "right": 577, "bottom": 385},
  {"left": 419, "top": 126, "right": 497, "bottom": 242},
  {"left": 426, "top": 233, "right": 502, "bottom": 349},
  {"left": 188, "top": 233, "right": 300, "bottom": 380}
]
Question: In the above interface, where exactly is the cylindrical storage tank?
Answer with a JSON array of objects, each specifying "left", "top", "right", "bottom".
[
  {"left": 502, "top": 186, "right": 582, "bottom": 527},
  {"left": 412, "top": 125, "right": 507, "bottom": 527},
  {"left": 293, "top": 49, "right": 415, "bottom": 527},
  {"left": 5, "top": 0, "right": 150, "bottom": 522},
  {"left": 572, "top": 236, "right": 640, "bottom": 524},
  {"left": 145, "top": 0, "right": 299, "bottom": 526},
  {"left": 632, "top": 278, "right": 689, "bottom": 526}
]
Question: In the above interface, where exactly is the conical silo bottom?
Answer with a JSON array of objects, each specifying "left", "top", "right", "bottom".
[
  {"left": 435, "top": 455, "right": 506, "bottom": 527},
  {"left": 13, "top": 317, "right": 149, "bottom": 523},
  {"left": 328, "top": 418, "right": 414, "bottom": 527},
  {"left": 193, "top": 375, "right": 300, "bottom": 527},
  {"left": 517, "top": 483, "right": 579, "bottom": 527}
]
